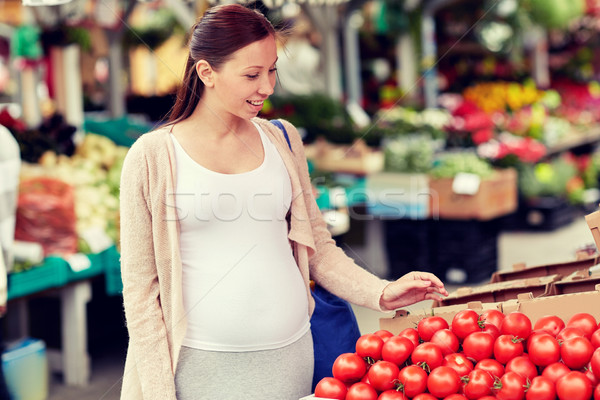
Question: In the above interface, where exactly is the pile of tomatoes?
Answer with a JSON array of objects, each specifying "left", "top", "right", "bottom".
[{"left": 314, "top": 310, "right": 600, "bottom": 400}]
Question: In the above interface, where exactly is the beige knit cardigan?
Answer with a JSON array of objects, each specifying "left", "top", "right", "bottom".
[{"left": 118, "top": 117, "right": 389, "bottom": 399}]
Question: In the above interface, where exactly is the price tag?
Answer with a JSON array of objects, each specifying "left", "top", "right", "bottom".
[
  {"left": 452, "top": 173, "right": 481, "bottom": 195},
  {"left": 66, "top": 253, "right": 92, "bottom": 272},
  {"left": 80, "top": 227, "right": 114, "bottom": 254}
]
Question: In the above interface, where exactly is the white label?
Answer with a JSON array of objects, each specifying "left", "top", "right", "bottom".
[
  {"left": 452, "top": 173, "right": 481, "bottom": 195},
  {"left": 66, "top": 253, "right": 92, "bottom": 272},
  {"left": 80, "top": 227, "right": 114, "bottom": 254}
]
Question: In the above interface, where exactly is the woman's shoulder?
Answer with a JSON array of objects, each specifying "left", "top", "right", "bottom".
[{"left": 127, "top": 125, "right": 171, "bottom": 155}]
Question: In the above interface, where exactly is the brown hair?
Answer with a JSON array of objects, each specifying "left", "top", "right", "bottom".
[{"left": 168, "top": 4, "right": 277, "bottom": 125}]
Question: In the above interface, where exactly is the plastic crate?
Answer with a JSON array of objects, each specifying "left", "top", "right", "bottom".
[
  {"left": 7, "top": 259, "right": 68, "bottom": 300},
  {"left": 2, "top": 338, "right": 48, "bottom": 400},
  {"left": 103, "top": 246, "right": 123, "bottom": 296}
]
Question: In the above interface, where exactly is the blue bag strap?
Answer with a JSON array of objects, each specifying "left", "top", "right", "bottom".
[{"left": 270, "top": 119, "right": 292, "bottom": 152}]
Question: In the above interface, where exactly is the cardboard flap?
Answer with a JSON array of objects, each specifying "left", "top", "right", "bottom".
[
  {"left": 513, "top": 262, "right": 526, "bottom": 271},
  {"left": 524, "top": 278, "right": 542, "bottom": 286},
  {"left": 466, "top": 301, "right": 484, "bottom": 310},
  {"left": 457, "top": 287, "right": 473, "bottom": 296},
  {"left": 394, "top": 309, "right": 410, "bottom": 318},
  {"left": 517, "top": 292, "right": 534, "bottom": 302}
]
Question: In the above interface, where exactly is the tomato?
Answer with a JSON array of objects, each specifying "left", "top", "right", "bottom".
[
  {"left": 411, "top": 342, "right": 444, "bottom": 371},
  {"left": 462, "top": 368, "right": 495, "bottom": 399},
  {"left": 556, "top": 326, "right": 585, "bottom": 342},
  {"left": 501, "top": 312, "right": 532, "bottom": 340},
  {"left": 463, "top": 331, "right": 495, "bottom": 362},
  {"left": 346, "top": 382, "right": 379, "bottom": 400},
  {"left": 585, "top": 364, "right": 599, "bottom": 386},
  {"left": 444, "top": 394, "right": 468, "bottom": 400},
  {"left": 481, "top": 322, "right": 501, "bottom": 341},
  {"left": 367, "top": 360, "right": 400, "bottom": 392},
  {"left": 397, "top": 365, "right": 428, "bottom": 398},
  {"left": 505, "top": 356, "right": 538, "bottom": 382},
  {"left": 399, "top": 327, "right": 420, "bottom": 348},
  {"left": 591, "top": 329, "right": 600, "bottom": 349},
  {"left": 595, "top": 383, "right": 600, "bottom": 400},
  {"left": 541, "top": 362, "right": 570, "bottom": 383},
  {"left": 443, "top": 353, "right": 474, "bottom": 377},
  {"left": 430, "top": 329, "right": 460, "bottom": 356},
  {"left": 494, "top": 335, "right": 524, "bottom": 364},
  {"left": 556, "top": 371, "right": 593, "bottom": 400},
  {"left": 451, "top": 309, "right": 481, "bottom": 340},
  {"left": 418, "top": 316, "right": 449, "bottom": 342},
  {"left": 493, "top": 371, "right": 527, "bottom": 400},
  {"left": 560, "top": 336, "right": 594, "bottom": 370},
  {"left": 525, "top": 376, "right": 555, "bottom": 400},
  {"left": 412, "top": 394, "right": 437, "bottom": 400},
  {"left": 332, "top": 353, "right": 368, "bottom": 383},
  {"left": 527, "top": 333, "right": 560, "bottom": 367},
  {"left": 356, "top": 334, "right": 385, "bottom": 362},
  {"left": 533, "top": 315, "right": 565, "bottom": 338},
  {"left": 427, "top": 366, "right": 461, "bottom": 398},
  {"left": 475, "top": 358, "right": 505, "bottom": 379},
  {"left": 591, "top": 347, "right": 600, "bottom": 380},
  {"left": 381, "top": 335, "right": 414, "bottom": 367},
  {"left": 480, "top": 309, "right": 505, "bottom": 330},
  {"left": 314, "top": 377, "right": 348, "bottom": 400},
  {"left": 567, "top": 312, "right": 597, "bottom": 340},
  {"left": 374, "top": 329, "right": 394, "bottom": 342},
  {"left": 378, "top": 390, "right": 407, "bottom": 400}
]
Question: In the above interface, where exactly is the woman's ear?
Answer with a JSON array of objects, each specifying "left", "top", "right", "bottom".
[{"left": 195, "top": 60, "right": 214, "bottom": 87}]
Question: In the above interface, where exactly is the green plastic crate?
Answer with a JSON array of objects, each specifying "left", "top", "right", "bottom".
[
  {"left": 103, "top": 246, "right": 122, "bottom": 296},
  {"left": 7, "top": 260, "right": 68, "bottom": 300}
]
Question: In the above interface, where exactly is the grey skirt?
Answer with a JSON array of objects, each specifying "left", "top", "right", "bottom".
[{"left": 175, "top": 330, "right": 314, "bottom": 400}]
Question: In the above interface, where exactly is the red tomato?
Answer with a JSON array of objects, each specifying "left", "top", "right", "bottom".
[
  {"left": 451, "top": 309, "right": 481, "bottom": 340},
  {"left": 314, "top": 377, "right": 348, "bottom": 400},
  {"left": 560, "top": 336, "right": 594, "bottom": 370},
  {"left": 332, "top": 353, "right": 368, "bottom": 383},
  {"left": 475, "top": 358, "right": 505, "bottom": 379},
  {"left": 346, "top": 382, "right": 379, "bottom": 400},
  {"left": 427, "top": 366, "right": 461, "bottom": 398},
  {"left": 463, "top": 331, "right": 495, "bottom": 362},
  {"left": 444, "top": 395, "right": 468, "bottom": 400},
  {"left": 591, "top": 347, "right": 600, "bottom": 380},
  {"left": 430, "top": 329, "right": 460, "bottom": 356},
  {"left": 381, "top": 335, "right": 414, "bottom": 367},
  {"left": 399, "top": 327, "right": 420, "bottom": 348},
  {"left": 411, "top": 342, "right": 444, "bottom": 371},
  {"left": 533, "top": 315, "right": 565, "bottom": 338},
  {"left": 595, "top": 383, "right": 600, "bottom": 400},
  {"left": 374, "top": 329, "right": 394, "bottom": 342},
  {"left": 567, "top": 312, "right": 597, "bottom": 340},
  {"left": 412, "top": 394, "right": 437, "bottom": 400},
  {"left": 443, "top": 353, "right": 474, "bottom": 377},
  {"left": 541, "top": 362, "right": 570, "bottom": 383},
  {"left": 527, "top": 333, "right": 560, "bottom": 367},
  {"left": 462, "top": 368, "right": 495, "bottom": 399},
  {"left": 494, "top": 334, "right": 524, "bottom": 364},
  {"left": 481, "top": 322, "right": 501, "bottom": 341},
  {"left": 525, "top": 375, "right": 555, "bottom": 400},
  {"left": 501, "top": 312, "right": 532, "bottom": 340},
  {"left": 556, "top": 371, "right": 593, "bottom": 400},
  {"left": 378, "top": 390, "right": 407, "bottom": 400},
  {"left": 367, "top": 360, "right": 400, "bottom": 392},
  {"left": 591, "top": 329, "right": 600, "bottom": 349},
  {"left": 479, "top": 309, "right": 505, "bottom": 330},
  {"left": 493, "top": 371, "right": 527, "bottom": 400},
  {"left": 418, "top": 316, "right": 449, "bottom": 342},
  {"left": 505, "top": 356, "right": 538, "bottom": 382},
  {"left": 556, "top": 326, "right": 585, "bottom": 342},
  {"left": 356, "top": 334, "right": 385, "bottom": 362},
  {"left": 397, "top": 365, "right": 428, "bottom": 398},
  {"left": 585, "top": 364, "right": 599, "bottom": 386}
]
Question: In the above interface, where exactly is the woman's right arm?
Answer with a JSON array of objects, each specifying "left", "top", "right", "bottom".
[{"left": 119, "top": 142, "right": 177, "bottom": 399}]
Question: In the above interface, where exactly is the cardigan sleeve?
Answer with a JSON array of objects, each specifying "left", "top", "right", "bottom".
[
  {"left": 280, "top": 120, "right": 390, "bottom": 312},
  {"left": 119, "top": 140, "right": 177, "bottom": 399}
]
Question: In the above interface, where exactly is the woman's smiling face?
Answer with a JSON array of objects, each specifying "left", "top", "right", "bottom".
[{"left": 207, "top": 35, "right": 278, "bottom": 120}]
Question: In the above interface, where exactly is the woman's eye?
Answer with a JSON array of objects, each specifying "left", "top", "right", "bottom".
[
  {"left": 269, "top": 67, "right": 277, "bottom": 73},
  {"left": 246, "top": 74, "right": 259, "bottom": 79}
]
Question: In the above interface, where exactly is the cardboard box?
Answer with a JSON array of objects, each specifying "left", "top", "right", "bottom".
[
  {"left": 490, "top": 256, "right": 598, "bottom": 283},
  {"left": 501, "top": 285, "right": 600, "bottom": 323},
  {"left": 551, "top": 270, "right": 600, "bottom": 295},
  {"left": 380, "top": 301, "right": 503, "bottom": 334},
  {"left": 304, "top": 139, "right": 385, "bottom": 175},
  {"left": 432, "top": 275, "right": 560, "bottom": 307},
  {"left": 428, "top": 168, "right": 518, "bottom": 220}
]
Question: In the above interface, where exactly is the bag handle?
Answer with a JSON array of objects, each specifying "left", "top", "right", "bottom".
[{"left": 270, "top": 119, "right": 292, "bottom": 152}]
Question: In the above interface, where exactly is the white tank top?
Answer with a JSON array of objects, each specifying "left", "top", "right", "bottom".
[{"left": 171, "top": 122, "right": 310, "bottom": 351}]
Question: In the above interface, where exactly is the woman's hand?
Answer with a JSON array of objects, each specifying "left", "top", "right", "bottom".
[{"left": 379, "top": 271, "right": 449, "bottom": 311}]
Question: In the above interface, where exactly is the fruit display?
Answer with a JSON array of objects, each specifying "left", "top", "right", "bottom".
[{"left": 314, "top": 311, "right": 600, "bottom": 400}]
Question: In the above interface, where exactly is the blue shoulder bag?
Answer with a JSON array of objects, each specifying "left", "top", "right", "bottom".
[{"left": 269, "top": 119, "right": 362, "bottom": 390}]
